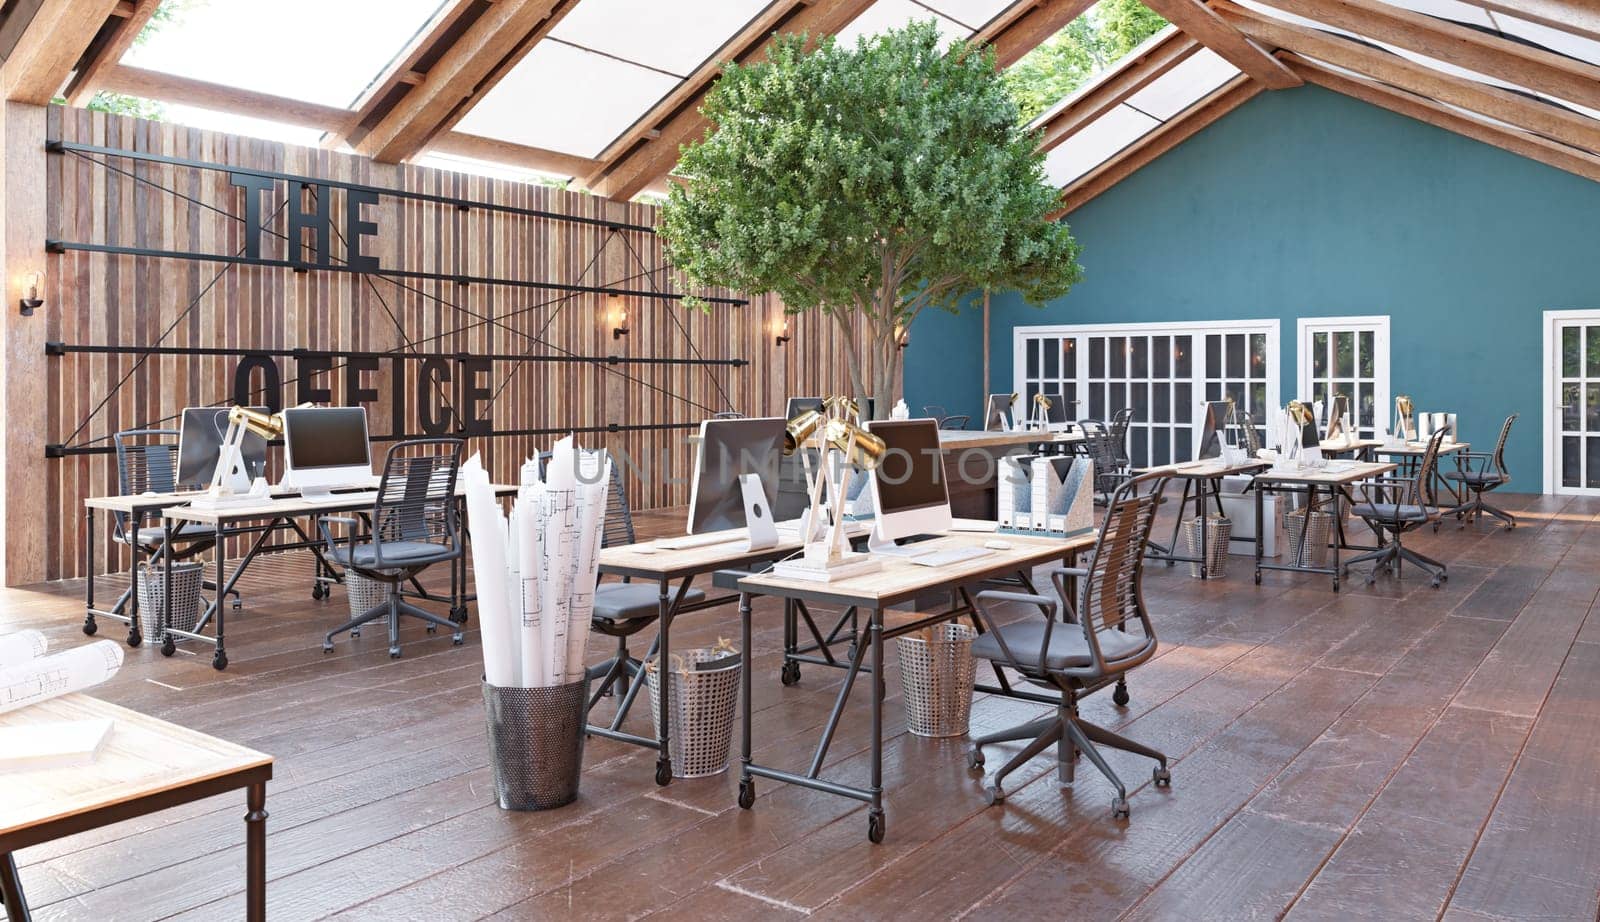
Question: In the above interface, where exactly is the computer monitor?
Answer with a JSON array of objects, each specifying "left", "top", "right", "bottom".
[
  {"left": 281, "top": 406, "right": 374, "bottom": 496},
  {"left": 1197, "top": 400, "right": 1231, "bottom": 460},
  {"left": 864, "top": 418, "right": 952, "bottom": 542},
  {"left": 177, "top": 406, "right": 268, "bottom": 489},
  {"left": 1045, "top": 399, "right": 1070, "bottom": 426},
  {"left": 785, "top": 396, "right": 822, "bottom": 421},
  {"left": 686, "top": 417, "right": 785, "bottom": 534},
  {"left": 984, "top": 394, "right": 1014, "bottom": 431}
]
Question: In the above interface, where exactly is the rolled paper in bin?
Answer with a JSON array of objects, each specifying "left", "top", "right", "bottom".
[{"left": 482, "top": 680, "right": 587, "bottom": 811}]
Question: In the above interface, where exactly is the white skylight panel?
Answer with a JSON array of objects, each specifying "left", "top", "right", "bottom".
[
  {"left": 161, "top": 105, "right": 331, "bottom": 149},
  {"left": 122, "top": 0, "right": 447, "bottom": 108},
  {"left": 1385, "top": 0, "right": 1495, "bottom": 29},
  {"left": 1043, "top": 104, "right": 1160, "bottom": 186},
  {"left": 414, "top": 151, "right": 572, "bottom": 184},
  {"left": 1125, "top": 49, "right": 1239, "bottom": 121},
  {"left": 453, "top": 41, "right": 678, "bottom": 158},
  {"left": 1489, "top": 10, "right": 1600, "bottom": 67},
  {"left": 549, "top": 0, "right": 769, "bottom": 77},
  {"left": 918, "top": 0, "right": 1016, "bottom": 31},
  {"left": 835, "top": 0, "right": 967, "bottom": 49}
]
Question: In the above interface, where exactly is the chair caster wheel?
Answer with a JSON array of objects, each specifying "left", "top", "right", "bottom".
[
  {"left": 1430, "top": 577, "right": 1442, "bottom": 589},
  {"left": 780, "top": 661, "right": 801, "bottom": 686},
  {"left": 738, "top": 778, "right": 756, "bottom": 809},
  {"left": 867, "top": 811, "right": 886, "bottom": 843},
  {"left": 161, "top": 637, "right": 176, "bottom": 657},
  {"left": 389, "top": 647, "right": 402, "bottom": 658},
  {"left": 452, "top": 634, "right": 464, "bottom": 646},
  {"left": 1112, "top": 796, "right": 1130, "bottom": 819},
  {"left": 82, "top": 619, "right": 98, "bottom": 636},
  {"left": 426, "top": 624, "right": 437, "bottom": 634},
  {"left": 968, "top": 747, "right": 985, "bottom": 771},
  {"left": 655, "top": 761, "right": 673, "bottom": 786},
  {"left": 1153, "top": 765, "right": 1171, "bottom": 787},
  {"left": 127, "top": 630, "right": 142, "bottom": 648},
  {"left": 232, "top": 599, "right": 243, "bottom": 610},
  {"left": 323, "top": 642, "right": 334, "bottom": 653},
  {"left": 1112, "top": 682, "right": 1130, "bottom": 707},
  {"left": 212, "top": 651, "right": 228, "bottom": 671},
  {"left": 984, "top": 785, "right": 1004, "bottom": 806},
  {"left": 351, "top": 629, "right": 361, "bottom": 638}
]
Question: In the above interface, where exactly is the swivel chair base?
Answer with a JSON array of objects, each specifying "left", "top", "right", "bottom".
[
  {"left": 970, "top": 703, "right": 1169, "bottom": 820},
  {"left": 1344, "top": 542, "right": 1448, "bottom": 588},
  {"left": 1455, "top": 496, "right": 1517, "bottom": 529},
  {"left": 324, "top": 591, "right": 463, "bottom": 658}
]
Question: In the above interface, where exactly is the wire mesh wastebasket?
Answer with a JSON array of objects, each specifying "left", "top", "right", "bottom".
[
  {"left": 482, "top": 679, "right": 587, "bottom": 811},
  {"left": 344, "top": 572, "right": 391, "bottom": 627},
  {"left": 1181, "top": 515, "right": 1232, "bottom": 578},
  {"left": 1284, "top": 510, "right": 1333, "bottom": 568},
  {"left": 137, "top": 560, "right": 203, "bottom": 641},
  {"left": 646, "top": 645, "right": 741, "bottom": 778},
  {"left": 896, "top": 623, "right": 978, "bottom": 738}
]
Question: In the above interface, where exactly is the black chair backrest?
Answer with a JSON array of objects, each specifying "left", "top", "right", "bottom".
[
  {"left": 1407, "top": 427, "right": 1449, "bottom": 508},
  {"left": 923, "top": 405, "right": 948, "bottom": 426},
  {"left": 1233, "top": 404, "right": 1261, "bottom": 457},
  {"left": 112, "top": 429, "right": 180, "bottom": 540},
  {"left": 711, "top": 411, "right": 745, "bottom": 420},
  {"left": 371, "top": 439, "right": 463, "bottom": 553},
  {"left": 536, "top": 449, "right": 634, "bottom": 548},
  {"left": 1490, "top": 413, "right": 1516, "bottom": 477},
  {"left": 1108, "top": 407, "right": 1135, "bottom": 467},
  {"left": 1054, "top": 470, "right": 1167, "bottom": 672},
  {"left": 939, "top": 415, "right": 970, "bottom": 430}
]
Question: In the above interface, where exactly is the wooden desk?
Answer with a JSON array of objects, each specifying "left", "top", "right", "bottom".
[
  {"left": 1320, "top": 438, "right": 1384, "bottom": 460},
  {"left": 729, "top": 530, "right": 1097, "bottom": 842},
  {"left": 1251, "top": 461, "right": 1396, "bottom": 590},
  {"left": 0, "top": 695, "right": 272, "bottom": 922},
  {"left": 937, "top": 429, "right": 1083, "bottom": 519},
  {"left": 1141, "top": 459, "right": 1270, "bottom": 579},
  {"left": 1378, "top": 440, "right": 1471, "bottom": 508}
]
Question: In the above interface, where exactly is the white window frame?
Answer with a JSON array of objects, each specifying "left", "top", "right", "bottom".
[
  {"left": 1542, "top": 309, "right": 1600, "bottom": 494},
  {"left": 1012, "top": 318, "right": 1281, "bottom": 463},
  {"left": 1295, "top": 315, "right": 1391, "bottom": 439}
]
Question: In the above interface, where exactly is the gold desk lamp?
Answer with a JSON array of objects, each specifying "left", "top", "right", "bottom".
[
  {"left": 782, "top": 396, "right": 886, "bottom": 578},
  {"left": 192, "top": 403, "right": 311, "bottom": 509},
  {"left": 1029, "top": 393, "right": 1052, "bottom": 430}
]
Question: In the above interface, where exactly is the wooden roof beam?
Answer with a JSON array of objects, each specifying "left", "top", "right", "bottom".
[
  {"left": 978, "top": 0, "right": 1099, "bottom": 69},
  {"left": 354, "top": 0, "right": 579, "bottom": 164},
  {"left": 1033, "top": 28, "right": 1202, "bottom": 153},
  {"left": 1217, "top": 0, "right": 1600, "bottom": 156},
  {"left": 1253, "top": 0, "right": 1600, "bottom": 111},
  {"left": 1138, "top": 0, "right": 1301, "bottom": 88},
  {"left": 1479, "top": 1, "right": 1600, "bottom": 44},
  {"left": 1286, "top": 53, "right": 1600, "bottom": 184},
  {"left": 60, "top": 0, "right": 158, "bottom": 106},
  {"left": 1, "top": 0, "right": 121, "bottom": 104},
  {"left": 1052, "top": 73, "right": 1264, "bottom": 216}
]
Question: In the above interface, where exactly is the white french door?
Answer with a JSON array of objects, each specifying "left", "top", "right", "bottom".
[
  {"left": 1015, "top": 320, "right": 1280, "bottom": 468},
  {"left": 1544, "top": 311, "right": 1600, "bottom": 494},
  {"left": 1297, "top": 316, "right": 1390, "bottom": 440}
]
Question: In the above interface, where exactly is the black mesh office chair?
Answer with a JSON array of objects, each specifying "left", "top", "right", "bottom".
[
  {"left": 1443, "top": 414, "right": 1517, "bottom": 529},
  {"left": 1346, "top": 427, "right": 1450, "bottom": 587},
  {"left": 938, "top": 415, "right": 970, "bottom": 430},
  {"left": 1075, "top": 420, "right": 1129, "bottom": 504},
  {"left": 107, "top": 429, "right": 227, "bottom": 634},
  {"left": 968, "top": 470, "right": 1172, "bottom": 819},
  {"left": 923, "top": 405, "right": 949, "bottom": 427},
  {"left": 321, "top": 438, "right": 465, "bottom": 658},
  {"left": 1108, "top": 407, "right": 1135, "bottom": 469}
]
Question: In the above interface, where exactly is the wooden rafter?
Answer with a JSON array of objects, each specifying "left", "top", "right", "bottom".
[
  {"left": 1253, "top": 0, "right": 1600, "bottom": 111},
  {"left": 1479, "top": 0, "right": 1600, "bottom": 44},
  {"left": 1033, "top": 28, "right": 1202, "bottom": 154},
  {"left": 978, "top": 0, "right": 1099, "bottom": 69},
  {"left": 1287, "top": 53, "right": 1600, "bottom": 184},
  {"left": 59, "top": 0, "right": 155, "bottom": 105},
  {"left": 1217, "top": 1, "right": 1600, "bottom": 156},
  {"left": 1052, "top": 74, "right": 1264, "bottom": 216},
  {"left": 331, "top": 0, "right": 487, "bottom": 150},
  {"left": 0, "top": 0, "right": 120, "bottom": 104},
  {"left": 424, "top": 131, "right": 601, "bottom": 179},
  {"left": 354, "top": 0, "right": 580, "bottom": 164},
  {"left": 1138, "top": 0, "right": 1301, "bottom": 88}
]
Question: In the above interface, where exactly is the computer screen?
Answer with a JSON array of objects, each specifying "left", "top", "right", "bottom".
[
  {"left": 1045, "top": 398, "right": 1069, "bottom": 425},
  {"left": 687, "top": 417, "right": 785, "bottom": 534},
  {"left": 785, "top": 396, "right": 822, "bottom": 421},
  {"left": 1197, "top": 401, "right": 1231, "bottom": 459},
  {"left": 284, "top": 407, "right": 371, "bottom": 471},
  {"left": 177, "top": 406, "right": 268, "bottom": 487},
  {"left": 985, "top": 394, "right": 1013, "bottom": 431},
  {"left": 868, "top": 419, "right": 949, "bottom": 515}
]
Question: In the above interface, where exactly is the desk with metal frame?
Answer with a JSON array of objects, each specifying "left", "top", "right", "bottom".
[
  {"left": 1320, "top": 438, "right": 1383, "bottom": 461},
  {"left": 0, "top": 694, "right": 272, "bottom": 922},
  {"left": 1143, "top": 459, "right": 1270, "bottom": 579},
  {"left": 1377, "top": 440, "right": 1470, "bottom": 509},
  {"left": 1252, "top": 461, "right": 1397, "bottom": 591},
  {"left": 729, "top": 530, "right": 1097, "bottom": 842}
]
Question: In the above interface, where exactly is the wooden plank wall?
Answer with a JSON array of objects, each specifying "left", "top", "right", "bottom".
[{"left": 42, "top": 106, "right": 875, "bottom": 581}]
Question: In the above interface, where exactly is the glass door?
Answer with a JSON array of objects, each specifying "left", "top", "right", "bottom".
[
  {"left": 1299, "top": 316, "right": 1390, "bottom": 440},
  {"left": 1555, "top": 318, "right": 1600, "bottom": 493}
]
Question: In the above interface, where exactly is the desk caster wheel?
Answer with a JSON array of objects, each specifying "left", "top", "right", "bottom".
[
  {"left": 738, "top": 778, "right": 756, "bottom": 809},
  {"left": 1153, "top": 765, "right": 1171, "bottom": 787},
  {"left": 451, "top": 606, "right": 468, "bottom": 624},
  {"left": 1112, "top": 681, "right": 1130, "bottom": 707},
  {"left": 82, "top": 618, "right": 98, "bottom": 636},
  {"left": 311, "top": 582, "right": 327, "bottom": 601},
  {"left": 212, "top": 651, "right": 228, "bottom": 671},
  {"left": 655, "top": 760, "right": 673, "bottom": 786},
  {"left": 161, "top": 637, "right": 176, "bottom": 657},
  {"left": 1112, "top": 796, "right": 1130, "bottom": 819},
  {"left": 867, "top": 810, "right": 886, "bottom": 843},
  {"left": 452, "top": 633, "right": 464, "bottom": 646},
  {"left": 1253, "top": 572, "right": 1261, "bottom": 586},
  {"left": 780, "top": 661, "right": 801, "bottom": 686},
  {"left": 351, "top": 628, "right": 361, "bottom": 638},
  {"left": 127, "top": 629, "right": 142, "bottom": 648},
  {"left": 1332, "top": 579, "right": 1341, "bottom": 593},
  {"left": 968, "top": 747, "right": 985, "bottom": 771},
  {"left": 389, "top": 646, "right": 402, "bottom": 659},
  {"left": 426, "top": 624, "right": 437, "bottom": 634},
  {"left": 231, "top": 599, "right": 243, "bottom": 611}
]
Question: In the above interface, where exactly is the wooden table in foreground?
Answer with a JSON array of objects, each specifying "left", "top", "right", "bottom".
[
  {"left": 728, "top": 529, "right": 1097, "bottom": 842},
  {"left": 0, "top": 695, "right": 272, "bottom": 922},
  {"left": 1252, "top": 461, "right": 1397, "bottom": 591}
]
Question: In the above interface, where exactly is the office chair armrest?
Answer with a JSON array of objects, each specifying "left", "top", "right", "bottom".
[
  {"left": 974, "top": 589, "right": 1058, "bottom": 673},
  {"left": 1048, "top": 567, "right": 1091, "bottom": 623},
  {"left": 317, "top": 515, "right": 362, "bottom": 556}
]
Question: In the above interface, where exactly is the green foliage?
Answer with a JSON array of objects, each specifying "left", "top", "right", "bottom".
[
  {"left": 1004, "top": 0, "right": 1168, "bottom": 123},
  {"left": 50, "top": 0, "right": 201, "bottom": 119}
]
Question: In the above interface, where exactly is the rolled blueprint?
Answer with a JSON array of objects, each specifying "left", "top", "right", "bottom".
[
  {"left": 0, "top": 629, "right": 47, "bottom": 670},
  {"left": 0, "top": 640, "right": 124, "bottom": 715},
  {"left": 462, "top": 454, "right": 518, "bottom": 687}
]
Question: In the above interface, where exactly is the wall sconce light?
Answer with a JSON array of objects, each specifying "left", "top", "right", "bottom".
[
  {"left": 894, "top": 322, "right": 910, "bottom": 351},
  {"left": 19, "top": 271, "right": 43, "bottom": 316},
  {"left": 608, "top": 295, "right": 629, "bottom": 340},
  {"left": 775, "top": 317, "right": 791, "bottom": 347}
]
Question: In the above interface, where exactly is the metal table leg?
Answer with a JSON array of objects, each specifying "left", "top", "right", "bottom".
[
  {"left": 213, "top": 524, "right": 229, "bottom": 671},
  {"left": 83, "top": 507, "right": 98, "bottom": 637},
  {"left": 127, "top": 517, "right": 143, "bottom": 648},
  {"left": 0, "top": 852, "right": 29, "bottom": 922},
  {"left": 867, "top": 606, "right": 885, "bottom": 843},
  {"left": 245, "top": 781, "right": 267, "bottom": 922},
  {"left": 161, "top": 520, "right": 175, "bottom": 657}
]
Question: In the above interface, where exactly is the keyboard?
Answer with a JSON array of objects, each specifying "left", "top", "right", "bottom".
[
  {"left": 656, "top": 531, "right": 746, "bottom": 550},
  {"left": 907, "top": 546, "right": 995, "bottom": 567}
]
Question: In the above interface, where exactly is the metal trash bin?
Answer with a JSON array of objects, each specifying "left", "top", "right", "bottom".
[
  {"left": 482, "top": 679, "right": 587, "bottom": 811},
  {"left": 1284, "top": 510, "right": 1333, "bottom": 568},
  {"left": 896, "top": 623, "right": 978, "bottom": 738},
  {"left": 344, "top": 572, "right": 391, "bottom": 631},
  {"left": 646, "top": 645, "right": 741, "bottom": 778},
  {"left": 1181, "top": 515, "right": 1232, "bottom": 578},
  {"left": 137, "top": 560, "right": 203, "bottom": 641}
]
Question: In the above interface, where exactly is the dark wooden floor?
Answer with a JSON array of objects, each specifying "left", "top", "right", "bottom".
[{"left": 6, "top": 493, "right": 1600, "bottom": 921}]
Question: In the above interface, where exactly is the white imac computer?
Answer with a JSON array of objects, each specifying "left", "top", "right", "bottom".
[
  {"left": 863, "top": 418, "right": 996, "bottom": 567},
  {"left": 659, "top": 417, "right": 785, "bottom": 550},
  {"left": 280, "top": 406, "right": 376, "bottom": 498},
  {"left": 984, "top": 394, "right": 1015, "bottom": 431},
  {"left": 177, "top": 406, "right": 269, "bottom": 490}
]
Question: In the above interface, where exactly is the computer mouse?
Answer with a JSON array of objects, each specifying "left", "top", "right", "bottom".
[
  {"left": 985, "top": 539, "right": 1012, "bottom": 550},
  {"left": 141, "top": 490, "right": 159, "bottom": 497}
]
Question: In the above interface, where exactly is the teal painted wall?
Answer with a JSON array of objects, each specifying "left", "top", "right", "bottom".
[
  {"left": 905, "top": 84, "right": 1600, "bottom": 487},
  {"left": 902, "top": 300, "right": 986, "bottom": 421}
]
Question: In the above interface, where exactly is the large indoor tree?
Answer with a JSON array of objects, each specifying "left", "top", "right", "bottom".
[{"left": 660, "top": 20, "right": 1084, "bottom": 418}]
